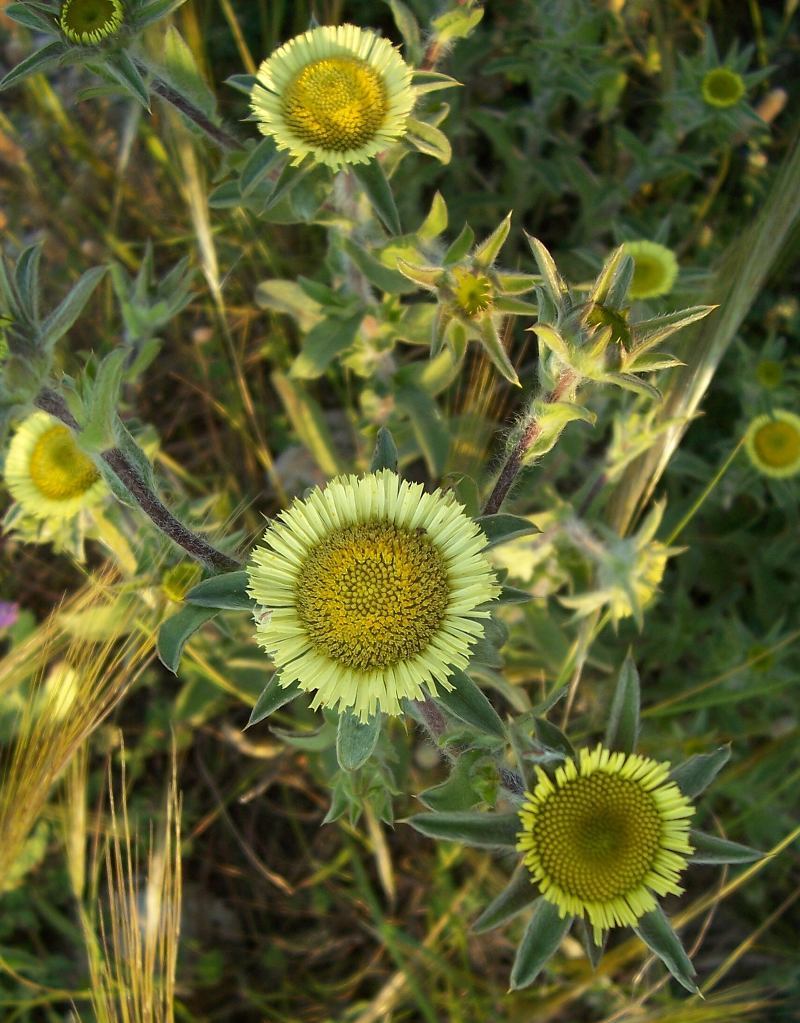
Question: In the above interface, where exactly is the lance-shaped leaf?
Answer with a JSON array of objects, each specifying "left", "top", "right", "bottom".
[
  {"left": 530, "top": 322, "right": 572, "bottom": 362},
  {"left": 689, "top": 830, "right": 762, "bottom": 864},
  {"left": 670, "top": 745, "right": 731, "bottom": 798},
  {"left": 435, "top": 668, "right": 506, "bottom": 738},
  {"left": 630, "top": 305, "right": 716, "bottom": 354},
  {"left": 411, "top": 69, "right": 461, "bottom": 94},
  {"left": 576, "top": 919, "right": 606, "bottom": 970},
  {"left": 475, "top": 513, "right": 539, "bottom": 548},
  {"left": 369, "top": 426, "right": 398, "bottom": 472},
  {"left": 290, "top": 313, "right": 363, "bottom": 380},
  {"left": 526, "top": 235, "right": 569, "bottom": 306},
  {"left": 473, "top": 212, "right": 512, "bottom": 268},
  {"left": 495, "top": 271, "right": 537, "bottom": 295},
  {"left": 590, "top": 245, "right": 633, "bottom": 309},
  {"left": 240, "top": 136, "right": 279, "bottom": 196},
  {"left": 418, "top": 190, "right": 448, "bottom": 241},
  {"left": 4, "top": 4, "right": 58, "bottom": 32},
  {"left": 396, "top": 259, "right": 445, "bottom": 291},
  {"left": 14, "top": 244, "right": 43, "bottom": 324},
  {"left": 496, "top": 584, "right": 533, "bottom": 604},
  {"left": 604, "top": 371, "right": 662, "bottom": 401},
  {"left": 534, "top": 716, "right": 575, "bottom": 759},
  {"left": 443, "top": 223, "right": 474, "bottom": 266},
  {"left": 246, "top": 675, "right": 302, "bottom": 729},
  {"left": 605, "top": 651, "right": 640, "bottom": 754},
  {"left": 185, "top": 571, "right": 255, "bottom": 611},
  {"left": 39, "top": 265, "right": 107, "bottom": 351},
  {"left": 104, "top": 50, "right": 151, "bottom": 110},
  {"left": 479, "top": 317, "right": 520, "bottom": 386},
  {"left": 157, "top": 605, "right": 217, "bottom": 673},
  {"left": 510, "top": 899, "right": 572, "bottom": 990},
  {"left": 336, "top": 711, "right": 382, "bottom": 771},
  {"left": 352, "top": 160, "right": 401, "bottom": 235},
  {"left": 263, "top": 155, "right": 315, "bottom": 212},
  {"left": 633, "top": 905, "right": 698, "bottom": 993},
  {"left": 473, "top": 867, "right": 539, "bottom": 933},
  {"left": 406, "top": 811, "right": 520, "bottom": 848},
  {"left": 406, "top": 117, "right": 451, "bottom": 164},
  {"left": 135, "top": 0, "right": 189, "bottom": 29},
  {"left": 0, "top": 40, "right": 66, "bottom": 92}
]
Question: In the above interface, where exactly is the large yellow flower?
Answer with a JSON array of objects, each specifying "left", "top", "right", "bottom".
[
  {"left": 250, "top": 24, "right": 415, "bottom": 170},
  {"left": 4, "top": 411, "right": 105, "bottom": 520},
  {"left": 246, "top": 470, "right": 500, "bottom": 720},
  {"left": 517, "top": 745, "right": 694, "bottom": 942},
  {"left": 744, "top": 410, "right": 800, "bottom": 479}
]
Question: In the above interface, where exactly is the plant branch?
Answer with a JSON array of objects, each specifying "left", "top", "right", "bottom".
[
  {"left": 142, "top": 66, "right": 243, "bottom": 152},
  {"left": 483, "top": 371, "right": 576, "bottom": 515},
  {"left": 34, "top": 388, "right": 241, "bottom": 573}
]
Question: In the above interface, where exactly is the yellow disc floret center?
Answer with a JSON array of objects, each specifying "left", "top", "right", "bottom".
[
  {"left": 282, "top": 56, "right": 388, "bottom": 152},
  {"left": 753, "top": 420, "right": 800, "bottom": 469},
  {"left": 452, "top": 269, "right": 493, "bottom": 318},
  {"left": 295, "top": 522, "right": 450, "bottom": 670},
  {"left": 532, "top": 773, "right": 662, "bottom": 903},
  {"left": 29, "top": 425, "right": 100, "bottom": 501},
  {"left": 702, "top": 68, "right": 745, "bottom": 108}
]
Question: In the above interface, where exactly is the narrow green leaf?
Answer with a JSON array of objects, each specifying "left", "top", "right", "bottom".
[
  {"left": 386, "top": 0, "right": 423, "bottom": 65},
  {"left": 157, "top": 605, "right": 217, "bottom": 673},
  {"left": 246, "top": 674, "right": 301, "bottom": 728},
  {"left": 14, "top": 244, "right": 42, "bottom": 324},
  {"left": 633, "top": 906, "right": 698, "bottom": 993},
  {"left": 411, "top": 69, "right": 461, "bottom": 95},
  {"left": 406, "top": 117, "right": 452, "bottom": 165},
  {"left": 473, "top": 212, "right": 512, "bottom": 268},
  {"left": 436, "top": 668, "right": 505, "bottom": 738},
  {"left": 406, "top": 811, "right": 520, "bottom": 847},
  {"left": 576, "top": 919, "right": 606, "bottom": 970},
  {"left": 475, "top": 513, "right": 538, "bottom": 548},
  {"left": 670, "top": 745, "right": 731, "bottom": 798},
  {"left": 289, "top": 313, "right": 363, "bottom": 380},
  {"left": 525, "top": 234, "right": 569, "bottom": 305},
  {"left": 473, "top": 868, "right": 539, "bottom": 933},
  {"left": 496, "top": 584, "right": 533, "bottom": 604},
  {"left": 263, "top": 156, "right": 315, "bottom": 212},
  {"left": 4, "top": 4, "right": 57, "bottom": 31},
  {"left": 418, "top": 191, "right": 448, "bottom": 241},
  {"left": 39, "top": 265, "right": 107, "bottom": 351},
  {"left": 161, "top": 25, "right": 216, "bottom": 115},
  {"left": 395, "top": 385, "right": 449, "bottom": 476},
  {"left": 271, "top": 371, "right": 344, "bottom": 476},
  {"left": 689, "top": 830, "right": 762, "bottom": 865},
  {"left": 224, "top": 73, "right": 257, "bottom": 96},
  {"left": 135, "top": 0, "right": 188, "bottom": 28},
  {"left": 342, "top": 238, "right": 414, "bottom": 294},
  {"left": 240, "top": 136, "right": 279, "bottom": 195},
  {"left": 104, "top": 50, "right": 151, "bottom": 110},
  {"left": 590, "top": 245, "right": 633, "bottom": 308},
  {"left": 352, "top": 160, "right": 401, "bottom": 235},
  {"left": 510, "top": 899, "right": 572, "bottom": 989},
  {"left": 336, "top": 711, "right": 382, "bottom": 771},
  {"left": 0, "top": 40, "right": 65, "bottom": 92},
  {"left": 185, "top": 570, "right": 254, "bottom": 611},
  {"left": 443, "top": 223, "right": 475, "bottom": 266},
  {"left": 478, "top": 317, "right": 520, "bottom": 386},
  {"left": 605, "top": 651, "right": 640, "bottom": 754},
  {"left": 534, "top": 717, "right": 575, "bottom": 759},
  {"left": 369, "top": 426, "right": 398, "bottom": 472}
]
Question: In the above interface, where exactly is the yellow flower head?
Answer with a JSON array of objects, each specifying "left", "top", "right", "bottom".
[
  {"left": 4, "top": 411, "right": 105, "bottom": 520},
  {"left": 623, "top": 241, "right": 679, "bottom": 300},
  {"left": 517, "top": 745, "right": 694, "bottom": 942},
  {"left": 250, "top": 24, "right": 415, "bottom": 170},
  {"left": 452, "top": 268, "right": 494, "bottom": 318},
  {"left": 701, "top": 68, "right": 746, "bottom": 109},
  {"left": 744, "top": 410, "right": 800, "bottom": 478},
  {"left": 246, "top": 470, "right": 500, "bottom": 720},
  {"left": 60, "top": 0, "right": 124, "bottom": 44}
]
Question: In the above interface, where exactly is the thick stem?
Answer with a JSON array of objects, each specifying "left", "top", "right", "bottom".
[
  {"left": 144, "top": 68, "right": 242, "bottom": 152},
  {"left": 483, "top": 371, "right": 576, "bottom": 515},
  {"left": 34, "top": 389, "right": 240, "bottom": 573}
]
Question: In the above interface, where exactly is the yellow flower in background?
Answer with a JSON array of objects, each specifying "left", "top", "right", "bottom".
[
  {"left": 744, "top": 410, "right": 800, "bottom": 479},
  {"left": 247, "top": 470, "right": 500, "bottom": 720},
  {"left": 517, "top": 745, "right": 694, "bottom": 942},
  {"left": 623, "top": 241, "right": 679, "bottom": 300},
  {"left": 4, "top": 412, "right": 105, "bottom": 520},
  {"left": 60, "top": 0, "right": 124, "bottom": 44},
  {"left": 701, "top": 67, "right": 746, "bottom": 108},
  {"left": 250, "top": 24, "right": 415, "bottom": 170}
]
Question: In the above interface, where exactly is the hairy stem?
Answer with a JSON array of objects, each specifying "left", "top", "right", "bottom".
[
  {"left": 483, "top": 371, "right": 576, "bottom": 515},
  {"left": 142, "top": 67, "right": 242, "bottom": 152},
  {"left": 34, "top": 389, "right": 240, "bottom": 573}
]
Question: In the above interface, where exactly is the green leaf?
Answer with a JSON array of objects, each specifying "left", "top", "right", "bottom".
[
  {"left": 14, "top": 244, "right": 43, "bottom": 324},
  {"left": 406, "top": 811, "right": 520, "bottom": 848},
  {"left": 525, "top": 234, "right": 569, "bottom": 306},
  {"left": 418, "top": 191, "right": 448, "bottom": 241},
  {"left": 689, "top": 830, "right": 762, "bottom": 865},
  {"left": 531, "top": 323, "right": 572, "bottom": 362},
  {"left": 435, "top": 668, "right": 505, "bottom": 738},
  {"left": 240, "top": 136, "right": 279, "bottom": 195},
  {"left": 478, "top": 317, "right": 520, "bottom": 386},
  {"left": 341, "top": 238, "right": 414, "bottom": 294},
  {"left": 534, "top": 717, "right": 575, "bottom": 759},
  {"left": 670, "top": 745, "right": 730, "bottom": 798},
  {"left": 473, "top": 868, "right": 539, "bottom": 933},
  {"left": 157, "top": 605, "right": 217, "bottom": 673},
  {"left": 103, "top": 50, "right": 151, "bottom": 110},
  {"left": 510, "top": 899, "right": 572, "bottom": 990},
  {"left": 263, "top": 156, "right": 315, "bottom": 212},
  {"left": 0, "top": 40, "right": 66, "bottom": 92},
  {"left": 224, "top": 72, "right": 256, "bottom": 96},
  {"left": 185, "top": 570, "right": 254, "bottom": 611},
  {"left": 406, "top": 117, "right": 452, "bottom": 165},
  {"left": 290, "top": 313, "right": 363, "bottom": 380},
  {"left": 443, "top": 223, "right": 475, "bottom": 266},
  {"left": 576, "top": 919, "right": 606, "bottom": 970},
  {"left": 631, "top": 306, "right": 716, "bottom": 353},
  {"left": 633, "top": 906, "right": 698, "bottom": 993},
  {"left": 473, "top": 212, "right": 512, "bottom": 268},
  {"left": 246, "top": 674, "right": 301, "bottom": 728},
  {"left": 81, "top": 348, "right": 127, "bottom": 450},
  {"left": 161, "top": 25, "right": 216, "bottom": 116},
  {"left": 590, "top": 245, "right": 633, "bottom": 308},
  {"left": 39, "top": 265, "right": 107, "bottom": 351},
  {"left": 431, "top": 6, "right": 484, "bottom": 41},
  {"left": 411, "top": 70, "right": 461, "bottom": 95},
  {"left": 352, "top": 160, "right": 401, "bottom": 235},
  {"left": 395, "top": 385, "right": 449, "bottom": 476},
  {"left": 418, "top": 751, "right": 486, "bottom": 812},
  {"left": 4, "top": 4, "right": 57, "bottom": 31},
  {"left": 475, "top": 513, "right": 538, "bottom": 548},
  {"left": 386, "top": 0, "right": 422, "bottom": 64},
  {"left": 271, "top": 371, "right": 344, "bottom": 476},
  {"left": 336, "top": 711, "right": 382, "bottom": 771},
  {"left": 605, "top": 651, "right": 640, "bottom": 754},
  {"left": 369, "top": 426, "right": 398, "bottom": 473},
  {"left": 135, "top": 0, "right": 189, "bottom": 28},
  {"left": 496, "top": 584, "right": 533, "bottom": 604}
]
